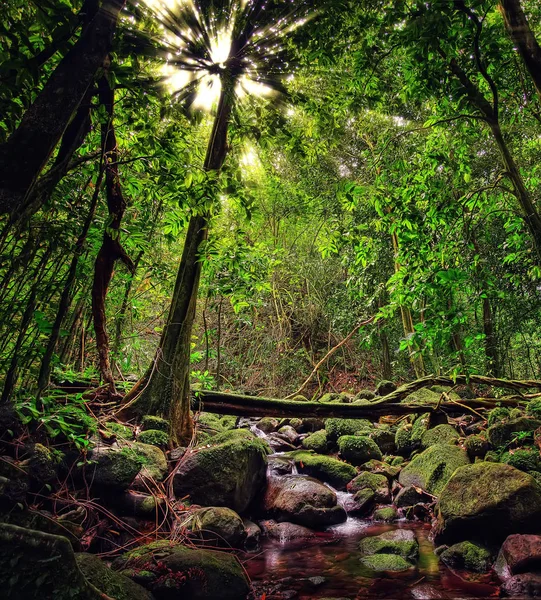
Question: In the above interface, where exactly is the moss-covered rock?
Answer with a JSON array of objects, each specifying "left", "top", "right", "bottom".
[
  {"left": 173, "top": 431, "right": 270, "bottom": 513},
  {"left": 288, "top": 418, "right": 303, "bottom": 431},
  {"left": 76, "top": 553, "right": 153, "bottom": 599},
  {"left": 302, "top": 430, "right": 329, "bottom": 453},
  {"left": 360, "top": 553, "right": 413, "bottom": 572},
  {"left": 358, "top": 459, "right": 401, "bottom": 480},
  {"left": 141, "top": 415, "right": 169, "bottom": 433},
  {"left": 358, "top": 529, "right": 418, "bottom": 561},
  {"left": 526, "top": 399, "right": 541, "bottom": 420},
  {"left": 421, "top": 424, "right": 459, "bottom": 449},
  {"left": 375, "top": 380, "right": 397, "bottom": 396},
  {"left": 349, "top": 488, "right": 376, "bottom": 516},
  {"left": 338, "top": 435, "right": 382, "bottom": 465},
  {"left": 501, "top": 448, "right": 541, "bottom": 473},
  {"left": 319, "top": 393, "right": 341, "bottom": 403},
  {"left": 23, "top": 443, "right": 62, "bottom": 485},
  {"left": 465, "top": 435, "right": 490, "bottom": 460},
  {"left": 287, "top": 450, "right": 357, "bottom": 490},
  {"left": 487, "top": 417, "right": 541, "bottom": 447},
  {"left": 137, "top": 429, "right": 169, "bottom": 447},
  {"left": 87, "top": 446, "right": 142, "bottom": 490},
  {"left": 257, "top": 417, "right": 280, "bottom": 433},
  {"left": 128, "top": 442, "right": 168, "bottom": 481},
  {"left": 325, "top": 418, "right": 373, "bottom": 441},
  {"left": 488, "top": 407, "right": 511, "bottom": 427},
  {"left": 347, "top": 472, "right": 390, "bottom": 503},
  {"left": 398, "top": 444, "right": 470, "bottom": 496},
  {"left": 373, "top": 506, "right": 398, "bottom": 522},
  {"left": 395, "top": 413, "right": 430, "bottom": 456},
  {"left": 355, "top": 390, "right": 376, "bottom": 401},
  {"left": 370, "top": 428, "right": 396, "bottom": 454},
  {"left": 113, "top": 540, "right": 249, "bottom": 600},
  {"left": 405, "top": 388, "right": 441, "bottom": 405},
  {"left": 439, "top": 541, "right": 493, "bottom": 572},
  {"left": 435, "top": 462, "right": 541, "bottom": 544},
  {"left": 187, "top": 507, "right": 246, "bottom": 547}
]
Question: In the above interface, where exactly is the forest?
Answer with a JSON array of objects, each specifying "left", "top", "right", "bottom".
[{"left": 2, "top": 0, "right": 541, "bottom": 598}]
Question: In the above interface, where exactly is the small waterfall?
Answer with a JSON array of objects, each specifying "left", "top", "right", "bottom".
[{"left": 250, "top": 424, "right": 268, "bottom": 439}]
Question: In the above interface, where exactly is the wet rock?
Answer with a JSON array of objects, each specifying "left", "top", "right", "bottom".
[
  {"left": 242, "top": 518, "right": 261, "bottom": 550},
  {"left": 278, "top": 425, "right": 300, "bottom": 444},
  {"left": 439, "top": 541, "right": 493, "bottom": 572},
  {"left": 373, "top": 506, "right": 398, "bottom": 522},
  {"left": 347, "top": 471, "right": 390, "bottom": 503},
  {"left": 398, "top": 443, "right": 470, "bottom": 496},
  {"left": 411, "top": 584, "right": 451, "bottom": 599},
  {"left": 337, "top": 435, "right": 382, "bottom": 465},
  {"left": 347, "top": 488, "right": 376, "bottom": 516},
  {"left": 268, "top": 456, "right": 295, "bottom": 476},
  {"left": 302, "top": 430, "right": 329, "bottom": 453},
  {"left": 435, "top": 462, "right": 541, "bottom": 545},
  {"left": 358, "top": 529, "right": 418, "bottom": 561},
  {"left": 360, "top": 553, "right": 413, "bottom": 572},
  {"left": 125, "top": 441, "right": 168, "bottom": 482},
  {"left": 173, "top": 429, "right": 270, "bottom": 513},
  {"left": 420, "top": 424, "right": 460, "bottom": 449},
  {"left": 258, "top": 417, "right": 280, "bottom": 433},
  {"left": 359, "top": 459, "right": 401, "bottom": 480},
  {"left": 113, "top": 540, "right": 249, "bottom": 600},
  {"left": 395, "top": 485, "right": 432, "bottom": 508},
  {"left": 117, "top": 490, "right": 164, "bottom": 518},
  {"left": 300, "top": 418, "right": 326, "bottom": 433},
  {"left": 263, "top": 474, "right": 346, "bottom": 527},
  {"left": 267, "top": 433, "right": 297, "bottom": 452},
  {"left": 495, "top": 534, "right": 541, "bottom": 580},
  {"left": 260, "top": 520, "right": 316, "bottom": 542},
  {"left": 500, "top": 573, "right": 541, "bottom": 597},
  {"left": 187, "top": 506, "right": 246, "bottom": 547},
  {"left": 287, "top": 450, "right": 357, "bottom": 489},
  {"left": 87, "top": 444, "right": 142, "bottom": 490}
]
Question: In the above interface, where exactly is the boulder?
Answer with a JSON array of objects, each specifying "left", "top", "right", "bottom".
[
  {"left": 501, "top": 573, "right": 541, "bottom": 597},
  {"left": 360, "top": 554, "right": 413, "bottom": 572},
  {"left": 420, "top": 424, "right": 459, "bottom": 449},
  {"left": 86, "top": 445, "right": 142, "bottom": 490},
  {"left": 116, "top": 490, "right": 164, "bottom": 518},
  {"left": 373, "top": 506, "right": 398, "bottom": 522},
  {"left": 337, "top": 435, "right": 382, "bottom": 465},
  {"left": 464, "top": 435, "right": 489, "bottom": 460},
  {"left": 435, "top": 462, "right": 541, "bottom": 545},
  {"left": 358, "top": 529, "right": 418, "bottom": 561},
  {"left": 113, "top": 540, "right": 249, "bottom": 600},
  {"left": 302, "top": 430, "right": 329, "bottom": 453},
  {"left": 325, "top": 418, "right": 373, "bottom": 441},
  {"left": 287, "top": 450, "right": 357, "bottom": 490},
  {"left": 187, "top": 507, "right": 246, "bottom": 547},
  {"left": 260, "top": 520, "right": 316, "bottom": 542},
  {"left": 369, "top": 428, "right": 396, "bottom": 454},
  {"left": 501, "top": 448, "right": 541, "bottom": 473},
  {"left": 263, "top": 474, "right": 346, "bottom": 527},
  {"left": 398, "top": 444, "right": 470, "bottom": 496},
  {"left": 495, "top": 534, "right": 541, "bottom": 580},
  {"left": 242, "top": 519, "right": 261, "bottom": 550},
  {"left": 439, "top": 541, "right": 493, "bottom": 572},
  {"left": 173, "top": 430, "right": 270, "bottom": 513},
  {"left": 141, "top": 415, "right": 169, "bottom": 432},
  {"left": 257, "top": 417, "right": 280, "bottom": 433},
  {"left": 278, "top": 425, "right": 299, "bottom": 444},
  {"left": 395, "top": 485, "right": 432, "bottom": 508},
  {"left": 136, "top": 429, "right": 168, "bottom": 447},
  {"left": 347, "top": 472, "right": 390, "bottom": 503},
  {"left": 125, "top": 441, "right": 168, "bottom": 482},
  {"left": 343, "top": 489, "right": 375, "bottom": 516},
  {"left": 375, "top": 380, "right": 397, "bottom": 396},
  {"left": 358, "top": 459, "right": 401, "bottom": 480},
  {"left": 487, "top": 417, "right": 541, "bottom": 447}
]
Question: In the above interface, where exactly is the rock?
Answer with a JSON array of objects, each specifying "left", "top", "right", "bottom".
[
  {"left": 488, "top": 406, "right": 511, "bottom": 426},
  {"left": 263, "top": 474, "right": 346, "bottom": 527},
  {"left": 487, "top": 417, "right": 541, "bottom": 448},
  {"left": 187, "top": 507, "right": 246, "bottom": 547},
  {"left": 242, "top": 518, "right": 261, "bottom": 550},
  {"left": 302, "top": 430, "right": 329, "bottom": 453},
  {"left": 337, "top": 435, "right": 382, "bottom": 465},
  {"left": 278, "top": 425, "right": 299, "bottom": 444},
  {"left": 360, "top": 553, "right": 413, "bottom": 572},
  {"left": 257, "top": 417, "right": 280, "bottom": 433},
  {"left": 344, "top": 489, "right": 375, "bottom": 516},
  {"left": 495, "top": 534, "right": 541, "bottom": 580},
  {"left": 398, "top": 444, "right": 470, "bottom": 496},
  {"left": 411, "top": 584, "right": 451, "bottom": 599},
  {"left": 347, "top": 472, "right": 390, "bottom": 503},
  {"left": 395, "top": 485, "right": 432, "bottom": 508},
  {"left": 287, "top": 450, "right": 357, "bottom": 490},
  {"left": 87, "top": 444, "right": 142, "bottom": 490},
  {"left": 358, "top": 459, "right": 401, "bottom": 479},
  {"left": 395, "top": 413, "right": 430, "bottom": 456},
  {"left": 435, "top": 462, "right": 541, "bottom": 544},
  {"left": 464, "top": 435, "right": 490, "bottom": 460},
  {"left": 137, "top": 429, "right": 169, "bottom": 447},
  {"left": 439, "top": 541, "right": 493, "bottom": 572},
  {"left": 373, "top": 506, "right": 398, "bottom": 522},
  {"left": 124, "top": 441, "right": 168, "bottom": 482},
  {"left": 501, "top": 573, "right": 541, "bottom": 597},
  {"left": 113, "top": 540, "right": 249, "bottom": 600},
  {"left": 173, "top": 430, "right": 270, "bottom": 513},
  {"left": 267, "top": 433, "right": 297, "bottom": 452},
  {"left": 325, "top": 418, "right": 373, "bottom": 441},
  {"left": 375, "top": 380, "right": 397, "bottom": 396},
  {"left": 21, "top": 443, "right": 62, "bottom": 486},
  {"left": 502, "top": 448, "right": 541, "bottom": 472},
  {"left": 370, "top": 429, "right": 396, "bottom": 454},
  {"left": 260, "top": 520, "right": 316, "bottom": 542},
  {"left": 319, "top": 392, "right": 341, "bottom": 403},
  {"left": 358, "top": 529, "right": 418, "bottom": 561},
  {"left": 287, "top": 418, "right": 303, "bottom": 431},
  {"left": 117, "top": 490, "right": 164, "bottom": 518},
  {"left": 527, "top": 399, "right": 541, "bottom": 419},
  {"left": 420, "top": 424, "right": 459, "bottom": 449},
  {"left": 355, "top": 390, "right": 376, "bottom": 401},
  {"left": 141, "top": 415, "right": 169, "bottom": 432},
  {"left": 75, "top": 553, "right": 153, "bottom": 599},
  {"left": 267, "top": 456, "right": 295, "bottom": 476},
  {"left": 300, "top": 418, "right": 326, "bottom": 433}
]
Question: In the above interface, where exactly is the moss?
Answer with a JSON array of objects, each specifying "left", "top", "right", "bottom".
[
  {"left": 326, "top": 418, "right": 373, "bottom": 441},
  {"left": 187, "top": 507, "right": 245, "bottom": 546},
  {"left": 209, "top": 428, "right": 256, "bottom": 445},
  {"left": 358, "top": 531, "right": 418, "bottom": 561},
  {"left": 484, "top": 450, "right": 499, "bottom": 462},
  {"left": 347, "top": 471, "right": 389, "bottom": 502},
  {"left": 257, "top": 417, "right": 279, "bottom": 433},
  {"left": 196, "top": 430, "right": 211, "bottom": 445},
  {"left": 288, "top": 418, "right": 303, "bottom": 431},
  {"left": 421, "top": 424, "right": 459, "bottom": 449},
  {"left": 287, "top": 450, "right": 357, "bottom": 489},
  {"left": 291, "top": 395, "right": 308, "bottom": 402},
  {"left": 375, "top": 380, "right": 396, "bottom": 396},
  {"left": 465, "top": 435, "right": 489, "bottom": 459},
  {"left": 487, "top": 417, "right": 541, "bottom": 447},
  {"left": 360, "top": 553, "right": 412, "bottom": 572},
  {"left": 25, "top": 443, "right": 62, "bottom": 484},
  {"left": 104, "top": 422, "right": 133, "bottom": 440},
  {"left": 137, "top": 429, "right": 169, "bottom": 447},
  {"left": 90, "top": 449, "right": 141, "bottom": 489},
  {"left": 319, "top": 393, "right": 341, "bottom": 403},
  {"left": 359, "top": 459, "right": 401, "bottom": 479},
  {"left": 302, "top": 430, "right": 329, "bottom": 453},
  {"left": 355, "top": 390, "right": 376, "bottom": 401},
  {"left": 391, "top": 456, "right": 404, "bottom": 466},
  {"left": 338, "top": 435, "right": 382, "bottom": 465},
  {"left": 395, "top": 425, "right": 413, "bottom": 455},
  {"left": 526, "top": 399, "right": 541, "bottom": 419},
  {"left": 439, "top": 541, "right": 492, "bottom": 572},
  {"left": 141, "top": 415, "right": 169, "bottom": 432},
  {"left": 373, "top": 506, "right": 398, "bottom": 522},
  {"left": 370, "top": 429, "right": 396, "bottom": 454},
  {"left": 405, "top": 388, "right": 441, "bottom": 405},
  {"left": 488, "top": 407, "right": 511, "bottom": 427},
  {"left": 129, "top": 442, "right": 168, "bottom": 481},
  {"left": 501, "top": 448, "right": 541, "bottom": 472}
]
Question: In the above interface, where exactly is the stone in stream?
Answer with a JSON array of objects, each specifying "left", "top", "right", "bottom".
[
  {"left": 435, "top": 462, "right": 541, "bottom": 545},
  {"left": 360, "top": 553, "right": 414, "bottom": 572},
  {"left": 173, "top": 429, "right": 270, "bottom": 513},
  {"left": 500, "top": 573, "right": 541, "bottom": 597},
  {"left": 398, "top": 443, "right": 470, "bottom": 496},
  {"left": 439, "top": 541, "right": 493, "bottom": 572},
  {"left": 395, "top": 485, "right": 433, "bottom": 508},
  {"left": 494, "top": 534, "right": 541, "bottom": 580},
  {"left": 372, "top": 506, "right": 399, "bottom": 522},
  {"left": 344, "top": 488, "right": 375, "bottom": 516},
  {"left": 337, "top": 435, "right": 382, "bottom": 465},
  {"left": 286, "top": 450, "right": 357, "bottom": 490},
  {"left": 242, "top": 518, "right": 261, "bottom": 550},
  {"left": 113, "top": 540, "right": 250, "bottom": 600},
  {"left": 346, "top": 471, "right": 390, "bottom": 503},
  {"left": 358, "top": 529, "right": 419, "bottom": 562},
  {"left": 259, "top": 520, "right": 316, "bottom": 542},
  {"left": 325, "top": 418, "right": 374, "bottom": 441},
  {"left": 302, "top": 429, "right": 329, "bottom": 453},
  {"left": 263, "top": 474, "right": 347, "bottom": 527},
  {"left": 186, "top": 506, "right": 246, "bottom": 547}
]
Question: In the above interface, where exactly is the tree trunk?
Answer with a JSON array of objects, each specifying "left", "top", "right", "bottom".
[
  {"left": 499, "top": 0, "right": 541, "bottom": 101},
  {"left": 91, "top": 68, "right": 134, "bottom": 390},
  {"left": 120, "top": 75, "right": 236, "bottom": 444},
  {"left": 0, "top": 0, "right": 125, "bottom": 221}
]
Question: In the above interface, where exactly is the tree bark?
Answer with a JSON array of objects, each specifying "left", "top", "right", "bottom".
[
  {"left": 499, "top": 0, "right": 541, "bottom": 101},
  {"left": 0, "top": 0, "right": 125, "bottom": 221}
]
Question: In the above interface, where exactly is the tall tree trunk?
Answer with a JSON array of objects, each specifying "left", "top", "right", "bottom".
[
  {"left": 120, "top": 75, "right": 235, "bottom": 444},
  {"left": 0, "top": 0, "right": 125, "bottom": 221},
  {"left": 499, "top": 0, "right": 541, "bottom": 101},
  {"left": 91, "top": 67, "right": 134, "bottom": 390}
]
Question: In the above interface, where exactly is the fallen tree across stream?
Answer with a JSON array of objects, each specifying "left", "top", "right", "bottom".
[{"left": 192, "top": 375, "right": 541, "bottom": 419}]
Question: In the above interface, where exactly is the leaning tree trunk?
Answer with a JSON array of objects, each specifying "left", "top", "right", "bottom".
[
  {"left": 91, "top": 68, "right": 134, "bottom": 390},
  {"left": 0, "top": 0, "right": 125, "bottom": 222},
  {"left": 499, "top": 0, "right": 541, "bottom": 101},
  {"left": 120, "top": 75, "right": 236, "bottom": 444}
]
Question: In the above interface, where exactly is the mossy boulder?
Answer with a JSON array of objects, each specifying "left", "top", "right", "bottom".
[
  {"left": 257, "top": 417, "right": 280, "bottom": 433},
  {"left": 488, "top": 407, "right": 511, "bottom": 427},
  {"left": 23, "top": 443, "right": 62, "bottom": 485},
  {"left": 355, "top": 390, "right": 376, "bottom": 401},
  {"left": 302, "top": 430, "right": 329, "bottom": 453},
  {"left": 375, "top": 380, "right": 397, "bottom": 396},
  {"left": 173, "top": 431, "right": 270, "bottom": 513},
  {"left": 398, "top": 444, "right": 470, "bottom": 496},
  {"left": 187, "top": 507, "right": 246, "bottom": 547},
  {"left": 373, "top": 506, "right": 398, "bottom": 522},
  {"left": 319, "top": 393, "right": 341, "bottom": 403},
  {"left": 121, "top": 441, "right": 168, "bottom": 482},
  {"left": 141, "top": 415, "right": 169, "bottom": 433},
  {"left": 526, "top": 399, "right": 541, "bottom": 420},
  {"left": 395, "top": 413, "right": 430, "bottom": 456},
  {"left": 287, "top": 450, "right": 357, "bottom": 490},
  {"left": 369, "top": 428, "right": 396, "bottom": 454},
  {"left": 137, "top": 429, "right": 169, "bottom": 447},
  {"left": 360, "top": 554, "right": 413, "bottom": 572},
  {"left": 113, "top": 540, "right": 249, "bottom": 600},
  {"left": 325, "top": 418, "right": 373, "bottom": 441},
  {"left": 439, "top": 541, "right": 493, "bottom": 572},
  {"left": 347, "top": 472, "right": 390, "bottom": 503},
  {"left": 105, "top": 422, "right": 133, "bottom": 440},
  {"left": 76, "top": 553, "right": 153, "bottom": 599},
  {"left": 420, "top": 424, "right": 459, "bottom": 449},
  {"left": 358, "top": 459, "right": 401, "bottom": 480},
  {"left": 435, "top": 462, "right": 541, "bottom": 544},
  {"left": 358, "top": 529, "right": 418, "bottom": 562},
  {"left": 196, "top": 413, "right": 236, "bottom": 435},
  {"left": 487, "top": 417, "right": 541, "bottom": 448},
  {"left": 405, "top": 388, "right": 441, "bottom": 405},
  {"left": 337, "top": 435, "right": 382, "bottom": 465},
  {"left": 87, "top": 445, "right": 142, "bottom": 490},
  {"left": 501, "top": 448, "right": 541, "bottom": 472},
  {"left": 465, "top": 435, "right": 490, "bottom": 460},
  {"left": 348, "top": 489, "right": 376, "bottom": 516}
]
